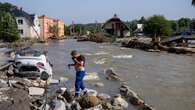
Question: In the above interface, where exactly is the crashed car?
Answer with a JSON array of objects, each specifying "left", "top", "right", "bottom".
[{"left": 14, "top": 48, "right": 53, "bottom": 79}]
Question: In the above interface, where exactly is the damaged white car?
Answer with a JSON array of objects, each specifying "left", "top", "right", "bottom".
[{"left": 14, "top": 48, "right": 53, "bottom": 79}]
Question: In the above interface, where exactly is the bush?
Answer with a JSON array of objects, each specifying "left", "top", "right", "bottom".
[{"left": 0, "top": 12, "right": 20, "bottom": 42}]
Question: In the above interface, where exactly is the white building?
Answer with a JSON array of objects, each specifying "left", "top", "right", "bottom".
[{"left": 12, "top": 8, "right": 40, "bottom": 38}]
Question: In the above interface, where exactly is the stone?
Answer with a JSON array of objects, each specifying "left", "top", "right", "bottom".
[
  {"left": 71, "top": 101, "right": 81, "bottom": 110},
  {"left": 62, "top": 89, "right": 74, "bottom": 103},
  {"left": 86, "top": 104, "right": 103, "bottom": 110},
  {"left": 138, "top": 104, "right": 154, "bottom": 110},
  {"left": 120, "top": 85, "right": 144, "bottom": 106},
  {"left": 50, "top": 100, "right": 66, "bottom": 110},
  {"left": 97, "top": 93, "right": 111, "bottom": 101},
  {"left": 0, "top": 79, "right": 8, "bottom": 88},
  {"left": 105, "top": 68, "right": 121, "bottom": 81},
  {"left": 111, "top": 94, "right": 128, "bottom": 109},
  {"left": 94, "top": 82, "right": 104, "bottom": 87},
  {"left": 102, "top": 101, "right": 113, "bottom": 110},
  {"left": 28, "top": 87, "right": 45, "bottom": 96},
  {"left": 87, "top": 89, "right": 98, "bottom": 96},
  {"left": 79, "top": 95, "right": 100, "bottom": 109},
  {"left": 31, "top": 80, "right": 40, "bottom": 87}
]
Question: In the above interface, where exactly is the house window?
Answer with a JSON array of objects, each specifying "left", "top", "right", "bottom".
[
  {"left": 18, "top": 19, "right": 23, "bottom": 25},
  {"left": 19, "top": 29, "right": 23, "bottom": 35}
]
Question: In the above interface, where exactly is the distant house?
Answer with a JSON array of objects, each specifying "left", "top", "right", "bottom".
[
  {"left": 11, "top": 8, "right": 40, "bottom": 39},
  {"left": 135, "top": 24, "right": 144, "bottom": 36},
  {"left": 102, "top": 14, "right": 130, "bottom": 37},
  {"left": 39, "top": 15, "right": 64, "bottom": 40}
]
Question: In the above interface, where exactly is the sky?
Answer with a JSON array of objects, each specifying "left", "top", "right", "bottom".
[{"left": 0, "top": 0, "right": 195, "bottom": 25}]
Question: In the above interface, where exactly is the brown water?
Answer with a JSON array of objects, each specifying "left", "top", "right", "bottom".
[{"left": 33, "top": 39, "right": 195, "bottom": 110}]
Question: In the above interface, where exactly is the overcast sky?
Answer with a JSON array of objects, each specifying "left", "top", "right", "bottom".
[{"left": 0, "top": 0, "right": 195, "bottom": 25}]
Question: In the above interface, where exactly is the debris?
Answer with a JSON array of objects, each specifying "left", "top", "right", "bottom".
[
  {"left": 49, "top": 100, "right": 66, "bottom": 110},
  {"left": 28, "top": 87, "right": 45, "bottom": 96},
  {"left": 49, "top": 79, "right": 60, "bottom": 85}
]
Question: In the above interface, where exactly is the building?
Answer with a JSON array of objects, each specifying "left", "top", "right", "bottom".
[
  {"left": 102, "top": 14, "right": 130, "bottom": 37},
  {"left": 135, "top": 24, "right": 144, "bottom": 36},
  {"left": 11, "top": 8, "right": 40, "bottom": 39},
  {"left": 39, "top": 15, "right": 64, "bottom": 40}
]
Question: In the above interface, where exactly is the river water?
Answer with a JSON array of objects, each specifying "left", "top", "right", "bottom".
[{"left": 33, "top": 39, "right": 195, "bottom": 110}]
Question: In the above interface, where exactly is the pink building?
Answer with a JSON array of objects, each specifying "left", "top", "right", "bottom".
[{"left": 39, "top": 15, "right": 64, "bottom": 40}]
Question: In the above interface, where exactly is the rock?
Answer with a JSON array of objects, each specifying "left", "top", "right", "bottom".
[
  {"left": 111, "top": 94, "right": 128, "bottom": 109},
  {"left": 94, "top": 82, "right": 104, "bottom": 87},
  {"left": 105, "top": 68, "right": 121, "bottom": 81},
  {"left": 87, "top": 89, "right": 98, "bottom": 96},
  {"left": 0, "top": 79, "right": 8, "bottom": 88},
  {"left": 71, "top": 101, "right": 81, "bottom": 110},
  {"left": 86, "top": 104, "right": 103, "bottom": 110},
  {"left": 97, "top": 93, "right": 111, "bottom": 101},
  {"left": 7, "top": 65, "right": 14, "bottom": 76},
  {"left": 84, "top": 72, "right": 100, "bottom": 81},
  {"left": 31, "top": 80, "right": 40, "bottom": 87},
  {"left": 62, "top": 89, "right": 74, "bottom": 103},
  {"left": 30, "top": 97, "right": 44, "bottom": 108},
  {"left": 49, "top": 100, "right": 66, "bottom": 110},
  {"left": 102, "top": 101, "right": 113, "bottom": 110},
  {"left": 79, "top": 95, "right": 100, "bottom": 109},
  {"left": 28, "top": 87, "right": 45, "bottom": 96},
  {"left": 120, "top": 85, "right": 144, "bottom": 106},
  {"left": 138, "top": 104, "right": 154, "bottom": 110}
]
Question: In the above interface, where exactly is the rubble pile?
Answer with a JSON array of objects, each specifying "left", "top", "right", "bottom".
[{"left": 0, "top": 59, "right": 155, "bottom": 110}]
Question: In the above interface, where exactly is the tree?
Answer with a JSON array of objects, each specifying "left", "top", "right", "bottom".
[
  {"left": 192, "top": 0, "right": 195, "bottom": 6},
  {"left": 139, "top": 16, "right": 146, "bottom": 24},
  {"left": 49, "top": 25, "right": 58, "bottom": 38},
  {"left": 178, "top": 18, "right": 192, "bottom": 29},
  {"left": 170, "top": 20, "right": 179, "bottom": 33},
  {"left": 0, "top": 2, "right": 16, "bottom": 12},
  {"left": 127, "top": 20, "right": 139, "bottom": 36},
  {"left": 0, "top": 12, "right": 19, "bottom": 42},
  {"left": 143, "top": 15, "right": 172, "bottom": 38}
]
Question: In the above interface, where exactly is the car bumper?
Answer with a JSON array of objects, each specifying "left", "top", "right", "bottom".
[{"left": 16, "top": 71, "right": 41, "bottom": 78}]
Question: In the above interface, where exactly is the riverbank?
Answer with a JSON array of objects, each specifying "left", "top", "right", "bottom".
[{"left": 121, "top": 37, "right": 195, "bottom": 54}]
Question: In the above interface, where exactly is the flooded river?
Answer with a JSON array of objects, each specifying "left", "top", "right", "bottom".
[{"left": 33, "top": 39, "right": 195, "bottom": 110}]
